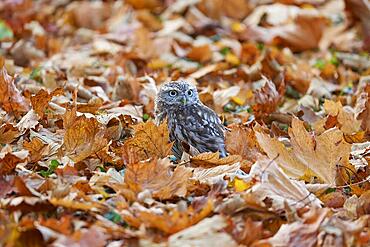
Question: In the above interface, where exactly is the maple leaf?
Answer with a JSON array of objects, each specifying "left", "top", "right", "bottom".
[
  {"left": 0, "top": 150, "right": 29, "bottom": 175},
  {"left": 225, "top": 124, "right": 263, "bottom": 172},
  {"left": 354, "top": 76, "right": 370, "bottom": 133},
  {"left": 30, "top": 88, "right": 64, "bottom": 118},
  {"left": 168, "top": 215, "right": 238, "bottom": 247},
  {"left": 124, "top": 158, "right": 192, "bottom": 200},
  {"left": 255, "top": 117, "right": 351, "bottom": 185},
  {"left": 0, "top": 123, "right": 20, "bottom": 144},
  {"left": 248, "top": 159, "right": 322, "bottom": 210},
  {"left": 186, "top": 44, "right": 212, "bottom": 63},
  {"left": 323, "top": 99, "right": 362, "bottom": 135},
  {"left": 134, "top": 199, "right": 213, "bottom": 234},
  {"left": 23, "top": 137, "right": 49, "bottom": 163},
  {"left": 0, "top": 59, "right": 30, "bottom": 117},
  {"left": 252, "top": 76, "right": 284, "bottom": 119},
  {"left": 257, "top": 207, "right": 330, "bottom": 246},
  {"left": 123, "top": 120, "right": 173, "bottom": 161},
  {"left": 60, "top": 115, "right": 108, "bottom": 163},
  {"left": 192, "top": 162, "right": 240, "bottom": 185},
  {"left": 190, "top": 152, "right": 241, "bottom": 168}
]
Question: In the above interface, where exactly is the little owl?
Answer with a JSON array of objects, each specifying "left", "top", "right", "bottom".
[{"left": 155, "top": 80, "right": 227, "bottom": 159}]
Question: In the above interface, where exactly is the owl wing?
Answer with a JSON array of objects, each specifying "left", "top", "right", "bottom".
[{"left": 174, "top": 104, "right": 227, "bottom": 157}]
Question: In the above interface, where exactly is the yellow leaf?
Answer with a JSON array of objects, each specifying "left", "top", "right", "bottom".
[
  {"left": 231, "top": 22, "right": 246, "bottom": 33},
  {"left": 225, "top": 53, "right": 240, "bottom": 66},
  {"left": 147, "top": 58, "right": 168, "bottom": 69},
  {"left": 234, "top": 177, "right": 251, "bottom": 192}
]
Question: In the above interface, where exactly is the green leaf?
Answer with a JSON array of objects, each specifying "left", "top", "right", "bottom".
[
  {"left": 0, "top": 20, "right": 13, "bottom": 40},
  {"left": 313, "top": 59, "right": 326, "bottom": 70},
  {"left": 49, "top": 160, "right": 60, "bottom": 170},
  {"left": 104, "top": 211, "right": 123, "bottom": 224},
  {"left": 219, "top": 47, "right": 230, "bottom": 56},
  {"left": 143, "top": 113, "right": 150, "bottom": 122}
]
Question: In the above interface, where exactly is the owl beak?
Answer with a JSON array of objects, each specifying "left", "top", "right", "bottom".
[{"left": 180, "top": 96, "right": 187, "bottom": 105}]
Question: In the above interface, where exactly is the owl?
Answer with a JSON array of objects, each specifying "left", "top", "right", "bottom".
[{"left": 155, "top": 80, "right": 227, "bottom": 159}]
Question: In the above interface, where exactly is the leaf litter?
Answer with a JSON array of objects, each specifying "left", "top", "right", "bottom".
[{"left": 0, "top": 0, "right": 370, "bottom": 246}]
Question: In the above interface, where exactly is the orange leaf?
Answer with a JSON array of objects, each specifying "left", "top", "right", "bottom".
[
  {"left": 137, "top": 199, "right": 213, "bottom": 234},
  {"left": 30, "top": 88, "right": 64, "bottom": 118},
  {"left": 123, "top": 120, "right": 173, "bottom": 161},
  {"left": 225, "top": 124, "right": 263, "bottom": 172},
  {"left": 0, "top": 123, "right": 20, "bottom": 144},
  {"left": 0, "top": 59, "right": 30, "bottom": 117},
  {"left": 190, "top": 152, "right": 241, "bottom": 167},
  {"left": 60, "top": 115, "right": 108, "bottom": 163},
  {"left": 187, "top": 45, "right": 212, "bottom": 63},
  {"left": 125, "top": 158, "right": 192, "bottom": 200},
  {"left": 0, "top": 150, "right": 28, "bottom": 175}
]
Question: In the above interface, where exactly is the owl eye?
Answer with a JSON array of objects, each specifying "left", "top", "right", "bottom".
[
  {"left": 187, "top": 90, "right": 193, "bottom": 96},
  {"left": 169, "top": 90, "right": 178, "bottom": 97}
]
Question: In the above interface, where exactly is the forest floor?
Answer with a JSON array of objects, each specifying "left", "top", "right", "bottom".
[{"left": 0, "top": 0, "right": 370, "bottom": 246}]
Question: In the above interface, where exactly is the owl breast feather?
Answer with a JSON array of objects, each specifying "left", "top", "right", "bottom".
[{"left": 166, "top": 103, "right": 227, "bottom": 158}]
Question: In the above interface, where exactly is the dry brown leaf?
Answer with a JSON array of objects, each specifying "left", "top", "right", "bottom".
[
  {"left": 345, "top": 0, "right": 370, "bottom": 50},
  {"left": 123, "top": 120, "right": 173, "bottom": 161},
  {"left": 137, "top": 199, "right": 213, "bottom": 234},
  {"left": 253, "top": 76, "right": 284, "bottom": 119},
  {"left": 125, "top": 158, "right": 192, "bottom": 200},
  {"left": 248, "top": 159, "right": 322, "bottom": 210},
  {"left": 197, "top": 0, "right": 250, "bottom": 20},
  {"left": 192, "top": 162, "right": 240, "bottom": 185},
  {"left": 354, "top": 76, "right": 370, "bottom": 132},
  {"left": 190, "top": 152, "right": 241, "bottom": 167},
  {"left": 186, "top": 44, "right": 212, "bottom": 63},
  {"left": 0, "top": 60, "right": 30, "bottom": 117},
  {"left": 243, "top": 5, "right": 328, "bottom": 51},
  {"left": 225, "top": 124, "right": 263, "bottom": 172},
  {"left": 0, "top": 150, "right": 29, "bottom": 175},
  {"left": 0, "top": 124, "right": 20, "bottom": 144},
  {"left": 257, "top": 207, "right": 329, "bottom": 246},
  {"left": 23, "top": 137, "right": 49, "bottom": 163},
  {"left": 30, "top": 88, "right": 64, "bottom": 118},
  {"left": 168, "top": 215, "right": 237, "bottom": 247},
  {"left": 60, "top": 116, "right": 108, "bottom": 163},
  {"left": 255, "top": 117, "right": 351, "bottom": 184},
  {"left": 323, "top": 99, "right": 362, "bottom": 135}
]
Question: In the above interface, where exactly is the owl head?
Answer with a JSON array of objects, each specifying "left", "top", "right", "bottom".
[{"left": 155, "top": 80, "right": 200, "bottom": 108}]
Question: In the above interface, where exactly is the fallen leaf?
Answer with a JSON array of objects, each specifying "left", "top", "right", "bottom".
[
  {"left": 125, "top": 158, "right": 192, "bottom": 200},
  {"left": 0, "top": 59, "right": 30, "bottom": 117},
  {"left": 256, "top": 207, "right": 329, "bottom": 246},
  {"left": 354, "top": 76, "right": 370, "bottom": 132},
  {"left": 253, "top": 76, "right": 284, "bottom": 119},
  {"left": 60, "top": 115, "right": 108, "bottom": 163},
  {"left": 192, "top": 162, "right": 240, "bottom": 185},
  {"left": 136, "top": 199, "right": 213, "bottom": 234},
  {"left": 255, "top": 117, "right": 351, "bottom": 184},
  {"left": 225, "top": 124, "right": 263, "bottom": 172},
  {"left": 168, "top": 215, "right": 237, "bottom": 247},
  {"left": 0, "top": 123, "right": 20, "bottom": 144},
  {"left": 187, "top": 44, "right": 212, "bottom": 63},
  {"left": 123, "top": 120, "right": 173, "bottom": 161},
  {"left": 248, "top": 159, "right": 322, "bottom": 210},
  {"left": 30, "top": 88, "right": 64, "bottom": 118},
  {"left": 0, "top": 150, "right": 29, "bottom": 175},
  {"left": 323, "top": 99, "right": 362, "bottom": 135},
  {"left": 23, "top": 138, "right": 49, "bottom": 163},
  {"left": 190, "top": 152, "right": 241, "bottom": 167}
]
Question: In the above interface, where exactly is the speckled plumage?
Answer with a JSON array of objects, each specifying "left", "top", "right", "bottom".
[{"left": 154, "top": 80, "right": 227, "bottom": 159}]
